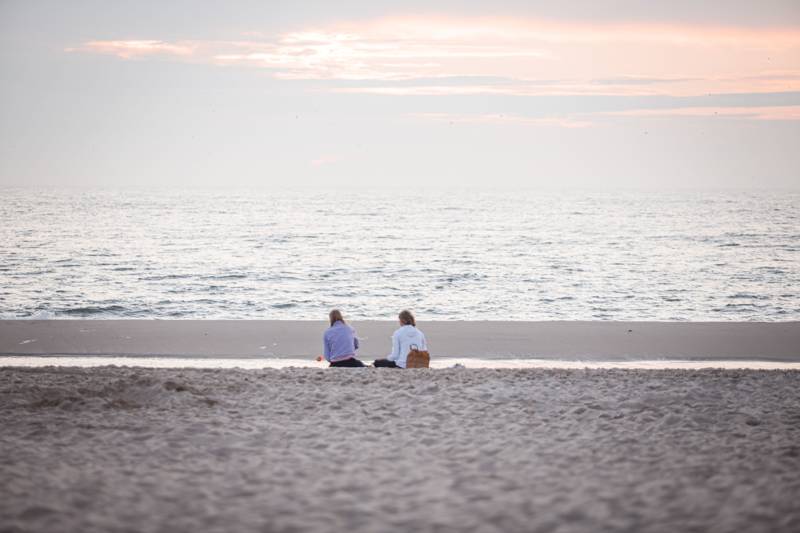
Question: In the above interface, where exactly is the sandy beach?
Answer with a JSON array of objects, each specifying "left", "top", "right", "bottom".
[
  {"left": 3, "top": 1, "right": 799, "bottom": 532},
  {"left": 1, "top": 366, "right": 799, "bottom": 533}
]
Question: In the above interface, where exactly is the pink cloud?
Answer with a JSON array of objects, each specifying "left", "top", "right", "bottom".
[
  {"left": 412, "top": 105, "right": 800, "bottom": 129},
  {"left": 331, "top": 73, "right": 800, "bottom": 97},
  {"left": 71, "top": 40, "right": 196, "bottom": 59},
  {"left": 70, "top": 16, "right": 800, "bottom": 96},
  {"left": 310, "top": 154, "right": 343, "bottom": 168},
  {"left": 602, "top": 105, "right": 800, "bottom": 120},
  {"left": 413, "top": 112, "right": 593, "bottom": 129}
]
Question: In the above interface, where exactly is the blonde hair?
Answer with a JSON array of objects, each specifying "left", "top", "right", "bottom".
[
  {"left": 398, "top": 310, "right": 416, "bottom": 327},
  {"left": 329, "top": 309, "right": 345, "bottom": 326}
]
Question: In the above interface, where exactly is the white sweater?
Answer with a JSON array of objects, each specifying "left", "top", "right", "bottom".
[{"left": 387, "top": 325, "right": 427, "bottom": 368}]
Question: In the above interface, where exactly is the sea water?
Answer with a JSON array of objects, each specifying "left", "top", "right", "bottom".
[{"left": 1, "top": 188, "right": 798, "bottom": 321}]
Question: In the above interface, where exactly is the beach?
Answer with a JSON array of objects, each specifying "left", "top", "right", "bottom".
[
  {"left": 2, "top": 320, "right": 799, "bottom": 532},
  {"left": 2, "top": 1, "right": 799, "bottom": 531},
  {"left": 1, "top": 365, "right": 799, "bottom": 533}
]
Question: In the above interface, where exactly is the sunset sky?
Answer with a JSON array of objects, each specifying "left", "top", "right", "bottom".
[{"left": 1, "top": 0, "right": 799, "bottom": 188}]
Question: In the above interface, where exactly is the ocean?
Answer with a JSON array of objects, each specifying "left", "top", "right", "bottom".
[{"left": 1, "top": 188, "right": 798, "bottom": 321}]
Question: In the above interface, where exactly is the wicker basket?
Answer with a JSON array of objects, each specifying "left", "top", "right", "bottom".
[{"left": 406, "top": 345, "right": 430, "bottom": 368}]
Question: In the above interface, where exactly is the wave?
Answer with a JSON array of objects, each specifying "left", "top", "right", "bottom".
[
  {"left": 60, "top": 305, "right": 129, "bottom": 316},
  {"left": 728, "top": 293, "right": 769, "bottom": 300},
  {"left": 204, "top": 274, "right": 248, "bottom": 280},
  {"left": 140, "top": 274, "right": 193, "bottom": 281}
]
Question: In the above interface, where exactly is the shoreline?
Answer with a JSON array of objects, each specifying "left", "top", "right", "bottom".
[
  {"left": 3, "top": 356, "right": 800, "bottom": 370},
  {"left": 2, "top": 320, "right": 799, "bottom": 361}
]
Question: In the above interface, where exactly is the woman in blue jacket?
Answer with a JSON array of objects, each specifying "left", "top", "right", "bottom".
[{"left": 319, "top": 309, "right": 365, "bottom": 367}]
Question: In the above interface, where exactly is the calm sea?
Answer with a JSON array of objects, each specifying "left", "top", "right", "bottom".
[{"left": 1, "top": 188, "right": 798, "bottom": 321}]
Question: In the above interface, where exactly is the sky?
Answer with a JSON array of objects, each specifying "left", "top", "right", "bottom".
[{"left": 1, "top": 0, "right": 799, "bottom": 189}]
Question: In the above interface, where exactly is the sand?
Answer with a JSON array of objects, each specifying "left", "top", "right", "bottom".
[
  {"left": 2, "top": 320, "right": 799, "bottom": 360},
  {"left": 1, "top": 366, "right": 799, "bottom": 533}
]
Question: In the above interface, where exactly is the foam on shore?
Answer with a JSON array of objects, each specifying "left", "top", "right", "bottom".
[{"left": 2, "top": 355, "right": 800, "bottom": 370}]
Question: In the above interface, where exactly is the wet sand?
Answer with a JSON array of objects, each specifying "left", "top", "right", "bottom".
[
  {"left": 1, "top": 366, "right": 799, "bottom": 533},
  {"left": 2, "top": 320, "right": 799, "bottom": 360}
]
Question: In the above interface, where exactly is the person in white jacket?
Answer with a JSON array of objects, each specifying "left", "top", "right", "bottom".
[{"left": 373, "top": 310, "right": 427, "bottom": 369}]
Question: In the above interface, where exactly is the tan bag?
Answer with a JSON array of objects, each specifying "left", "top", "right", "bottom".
[{"left": 406, "top": 344, "right": 430, "bottom": 368}]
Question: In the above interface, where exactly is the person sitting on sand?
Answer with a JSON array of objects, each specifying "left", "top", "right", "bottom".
[
  {"left": 317, "top": 309, "right": 365, "bottom": 367},
  {"left": 374, "top": 310, "right": 427, "bottom": 368}
]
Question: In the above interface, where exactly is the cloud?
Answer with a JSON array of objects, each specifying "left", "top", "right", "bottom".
[
  {"left": 412, "top": 112, "right": 593, "bottom": 129},
  {"left": 330, "top": 77, "right": 800, "bottom": 97},
  {"left": 602, "top": 105, "right": 800, "bottom": 120},
  {"left": 592, "top": 76, "right": 700, "bottom": 86},
  {"left": 71, "top": 16, "right": 800, "bottom": 97},
  {"left": 411, "top": 104, "right": 800, "bottom": 130},
  {"left": 310, "top": 154, "right": 344, "bottom": 168},
  {"left": 69, "top": 40, "right": 195, "bottom": 59}
]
